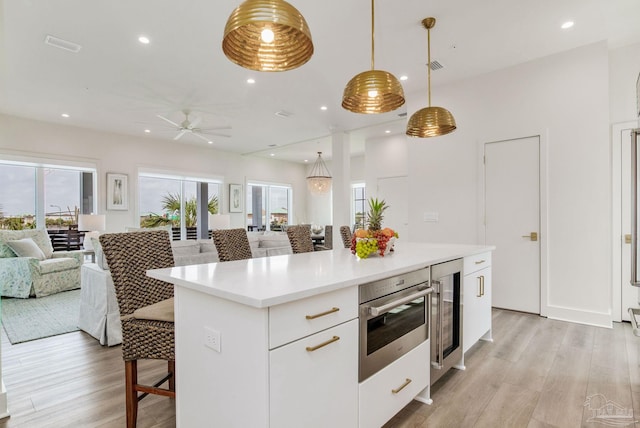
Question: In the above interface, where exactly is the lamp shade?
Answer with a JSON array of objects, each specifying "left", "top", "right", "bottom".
[
  {"left": 222, "top": 0, "right": 314, "bottom": 72},
  {"left": 306, "top": 152, "right": 332, "bottom": 194},
  {"left": 406, "top": 106, "right": 457, "bottom": 138},
  {"left": 342, "top": 70, "right": 405, "bottom": 114},
  {"left": 209, "top": 214, "right": 231, "bottom": 230},
  {"left": 78, "top": 214, "right": 106, "bottom": 232}
]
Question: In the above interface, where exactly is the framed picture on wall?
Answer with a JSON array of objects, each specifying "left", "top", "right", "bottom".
[
  {"left": 107, "top": 173, "right": 128, "bottom": 210},
  {"left": 229, "top": 183, "right": 243, "bottom": 213}
]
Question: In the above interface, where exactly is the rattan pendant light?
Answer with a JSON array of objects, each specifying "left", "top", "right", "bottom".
[
  {"left": 342, "top": 0, "right": 405, "bottom": 114},
  {"left": 222, "top": 0, "right": 314, "bottom": 72},
  {"left": 307, "top": 152, "right": 332, "bottom": 194},
  {"left": 406, "top": 18, "right": 456, "bottom": 138}
]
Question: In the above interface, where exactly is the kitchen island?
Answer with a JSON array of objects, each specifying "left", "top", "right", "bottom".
[{"left": 148, "top": 242, "right": 494, "bottom": 428}]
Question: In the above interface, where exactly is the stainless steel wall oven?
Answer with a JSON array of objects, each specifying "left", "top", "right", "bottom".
[
  {"left": 430, "top": 258, "right": 463, "bottom": 385},
  {"left": 359, "top": 267, "right": 433, "bottom": 382}
]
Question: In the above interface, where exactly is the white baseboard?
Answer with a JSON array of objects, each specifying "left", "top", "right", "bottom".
[{"left": 545, "top": 305, "right": 612, "bottom": 328}]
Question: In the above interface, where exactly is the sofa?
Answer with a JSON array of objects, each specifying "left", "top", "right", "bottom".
[
  {"left": 79, "top": 231, "right": 292, "bottom": 345},
  {"left": 0, "top": 229, "right": 82, "bottom": 298}
]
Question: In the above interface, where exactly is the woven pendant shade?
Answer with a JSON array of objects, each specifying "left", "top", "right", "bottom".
[
  {"left": 223, "top": 0, "right": 314, "bottom": 72},
  {"left": 406, "top": 17, "right": 456, "bottom": 138},
  {"left": 342, "top": 0, "right": 405, "bottom": 114},
  {"left": 306, "top": 152, "right": 332, "bottom": 194}
]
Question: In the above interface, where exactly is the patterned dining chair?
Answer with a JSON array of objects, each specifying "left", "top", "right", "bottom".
[
  {"left": 286, "top": 224, "right": 315, "bottom": 253},
  {"left": 212, "top": 228, "right": 253, "bottom": 261},
  {"left": 340, "top": 226, "right": 353, "bottom": 248},
  {"left": 99, "top": 230, "right": 175, "bottom": 428}
]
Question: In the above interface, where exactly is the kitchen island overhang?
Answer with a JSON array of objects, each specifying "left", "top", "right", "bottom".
[{"left": 147, "top": 242, "right": 494, "bottom": 428}]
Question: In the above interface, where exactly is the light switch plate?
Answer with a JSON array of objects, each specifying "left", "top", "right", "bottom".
[{"left": 204, "top": 326, "right": 221, "bottom": 352}]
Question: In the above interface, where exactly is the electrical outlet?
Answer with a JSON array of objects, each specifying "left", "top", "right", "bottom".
[{"left": 204, "top": 326, "right": 221, "bottom": 352}]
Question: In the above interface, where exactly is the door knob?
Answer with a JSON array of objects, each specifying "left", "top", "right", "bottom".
[{"left": 521, "top": 232, "right": 538, "bottom": 241}]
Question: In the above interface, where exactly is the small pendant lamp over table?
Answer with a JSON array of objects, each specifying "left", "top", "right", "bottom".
[
  {"left": 307, "top": 152, "right": 332, "bottom": 194},
  {"left": 406, "top": 17, "right": 457, "bottom": 138},
  {"left": 222, "top": 0, "right": 314, "bottom": 72},
  {"left": 342, "top": 0, "right": 405, "bottom": 114}
]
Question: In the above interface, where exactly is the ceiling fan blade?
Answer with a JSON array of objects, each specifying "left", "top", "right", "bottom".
[
  {"left": 199, "top": 126, "right": 232, "bottom": 131},
  {"left": 157, "top": 114, "right": 180, "bottom": 128},
  {"left": 174, "top": 130, "right": 188, "bottom": 140},
  {"left": 192, "top": 133, "right": 213, "bottom": 143},
  {"left": 199, "top": 131, "right": 231, "bottom": 138}
]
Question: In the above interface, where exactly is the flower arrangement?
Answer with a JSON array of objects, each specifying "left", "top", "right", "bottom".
[{"left": 350, "top": 198, "right": 399, "bottom": 258}]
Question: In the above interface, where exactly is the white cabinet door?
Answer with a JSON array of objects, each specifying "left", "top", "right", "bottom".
[
  {"left": 270, "top": 319, "right": 358, "bottom": 428},
  {"left": 463, "top": 266, "right": 492, "bottom": 353}
]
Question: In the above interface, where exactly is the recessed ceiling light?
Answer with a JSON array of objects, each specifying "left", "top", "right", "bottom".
[
  {"left": 320, "top": 106, "right": 328, "bottom": 111},
  {"left": 61, "top": 113, "right": 70, "bottom": 118},
  {"left": 144, "top": 129, "right": 151, "bottom": 133},
  {"left": 385, "top": 130, "right": 391, "bottom": 134},
  {"left": 561, "top": 21, "right": 574, "bottom": 30},
  {"left": 208, "top": 141, "right": 213, "bottom": 145},
  {"left": 138, "top": 35, "right": 150, "bottom": 44},
  {"left": 270, "top": 153, "right": 275, "bottom": 157},
  {"left": 400, "top": 75, "right": 408, "bottom": 81},
  {"left": 247, "top": 78, "right": 255, "bottom": 84},
  {"left": 304, "top": 159, "right": 308, "bottom": 162}
]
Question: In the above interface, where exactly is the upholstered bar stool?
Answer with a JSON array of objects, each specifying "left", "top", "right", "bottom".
[
  {"left": 212, "top": 228, "right": 253, "bottom": 261},
  {"left": 286, "top": 224, "right": 315, "bottom": 253},
  {"left": 99, "top": 230, "right": 176, "bottom": 428}
]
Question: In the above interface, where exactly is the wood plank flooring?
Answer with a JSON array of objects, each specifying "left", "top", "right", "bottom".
[{"left": 0, "top": 308, "right": 638, "bottom": 427}]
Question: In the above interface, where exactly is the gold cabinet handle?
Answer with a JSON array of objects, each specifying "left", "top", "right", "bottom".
[
  {"left": 477, "top": 276, "right": 482, "bottom": 297},
  {"left": 521, "top": 232, "right": 538, "bottom": 241},
  {"left": 392, "top": 378, "right": 412, "bottom": 394},
  {"left": 305, "top": 307, "right": 339, "bottom": 320},
  {"left": 306, "top": 336, "right": 340, "bottom": 352},
  {"left": 474, "top": 259, "right": 485, "bottom": 265},
  {"left": 480, "top": 275, "right": 485, "bottom": 296},
  {"left": 626, "top": 234, "right": 632, "bottom": 244}
]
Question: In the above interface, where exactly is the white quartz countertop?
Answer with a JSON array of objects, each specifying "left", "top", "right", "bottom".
[{"left": 147, "top": 242, "right": 494, "bottom": 308}]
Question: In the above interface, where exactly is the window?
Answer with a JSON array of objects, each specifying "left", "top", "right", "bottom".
[
  {"left": 246, "top": 183, "right": 292, "bottom": 231},
  {"left": 138, "top": 172, "right": 221, "bottom": 240},
  {"left": 352, "top": 183, "right": 366, "bottom": 230},
  {"left": 0, "top": 160, "right": 95, "bottom": 231}
]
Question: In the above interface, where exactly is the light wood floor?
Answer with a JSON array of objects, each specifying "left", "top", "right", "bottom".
[{"left": 0, "top": 308, "right": 638, "bottom": 427}]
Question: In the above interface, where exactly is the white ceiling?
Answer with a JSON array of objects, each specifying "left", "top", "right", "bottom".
[{"left": 1, "top": 0, "right": 639, "bottom": 163}]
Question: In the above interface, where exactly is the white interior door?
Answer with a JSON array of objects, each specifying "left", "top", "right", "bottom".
[
  {"left": 377, "top": 176, "right": 408, "bottom": 240},
  {"left": 621, "top": 126, "right": 638, "bottom": 321},
  {"left": 485, "top": 136, "right": 541, "bottom": 314}
]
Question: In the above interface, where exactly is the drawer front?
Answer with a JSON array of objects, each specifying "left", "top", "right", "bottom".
[
  {"left": 358, "top": 340, "right": 430, "bottom": 428},
  {"left": 270, "top": 320, "right": 358, "bottom": 428},
  {"left": 269, "top": 286, "right": 358, "bottom": 349},
  {"left": 463, "top": 251, "right": 492, "bottom": 275}
]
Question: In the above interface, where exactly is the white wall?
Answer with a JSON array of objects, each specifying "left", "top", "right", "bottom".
[
  {"left": 365, "top": 42, "right": 612, "bottom": 326},
  {"left": 609, "top": 43, "right": 640, "bottom": 124},
  {"left": 0, "top": 113, "right": 308, "bottom": 232}
]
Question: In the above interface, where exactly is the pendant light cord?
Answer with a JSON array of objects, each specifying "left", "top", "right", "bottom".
[
  {"left": 371, "top": 0, "right": 375, "bottom": 70},
  {"left": 427, "top": 27, "right": 431, "bottom": 107}
]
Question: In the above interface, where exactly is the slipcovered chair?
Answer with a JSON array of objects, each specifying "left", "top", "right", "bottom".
[
  {"left": 340, "top": 226, "right": 352, "bottom": 249},
  {"left": 286, "top": 224, "right": 315, "bottom": 254},
  {"left": 212, "top": 228, "right": 253, "bottom": 262},
  {"left": 0, "top": 229, "right": 82, "bottom": 298},
  {"left": 99, "top": 230, "right": 175, "bottom": 428}
]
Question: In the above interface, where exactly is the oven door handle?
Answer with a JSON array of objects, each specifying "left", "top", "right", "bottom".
[{"left": 367, "top": 287, "right": 434, "bottom": 316}]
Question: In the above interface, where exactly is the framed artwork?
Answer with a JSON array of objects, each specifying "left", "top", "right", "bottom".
[
  {"left": 229, "top": 183, "right": 243, "bottom": 213},
  {"left": 107, "top": 173, "right": 128, "bottom": 210}
]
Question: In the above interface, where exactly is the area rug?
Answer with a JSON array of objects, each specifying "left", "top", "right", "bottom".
[{"left": 1, "top": 289, "right": 81, "bottom": 344}]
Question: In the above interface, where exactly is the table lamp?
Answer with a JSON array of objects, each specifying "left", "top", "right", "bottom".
[{"left": 78, "top": 214, "right": 106, "bottom": 251}]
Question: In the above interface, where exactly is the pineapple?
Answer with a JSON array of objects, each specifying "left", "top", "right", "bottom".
[{"left": 367, "top": 198, "right": 387, "bottom": 231}]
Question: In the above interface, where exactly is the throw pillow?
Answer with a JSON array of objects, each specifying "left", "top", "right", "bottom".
[
  {"left": 91, "top": 237, "right": 109, "bottom": 271},
  {"left": 6, "top": 238, "right": 46, "bottom": 261}
]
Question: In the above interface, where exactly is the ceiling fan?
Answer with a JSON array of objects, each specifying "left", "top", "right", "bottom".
[{"left": 156, "top": 110, "right": 231, "bottom": 142}]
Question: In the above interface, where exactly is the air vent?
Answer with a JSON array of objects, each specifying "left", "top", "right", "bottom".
[
  {"left": 429, "top": 60, "right": 444, "bottom": 71},
  {"left": 275, "top": 110, "right": 292, "bottom": 118},
  {"left": 44, "top": 35, "right": 82, "bottom": 53}
]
